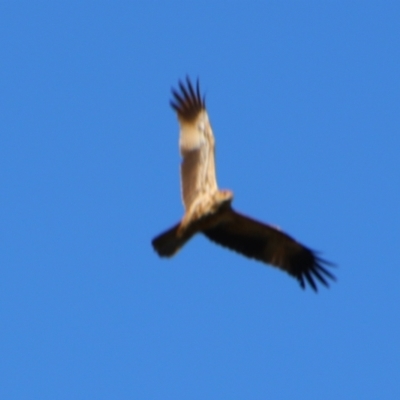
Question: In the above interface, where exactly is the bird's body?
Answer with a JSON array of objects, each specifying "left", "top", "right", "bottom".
[{"left": 152, "top": 78, "right": 335, "bottom": 291}]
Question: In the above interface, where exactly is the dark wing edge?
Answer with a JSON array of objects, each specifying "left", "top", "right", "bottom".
[
  {"left": 170, "top": 77, "right": 205, "bottom": 121},
  {"left": 202, "top": 209, "right": 336, "bottom": 292}
]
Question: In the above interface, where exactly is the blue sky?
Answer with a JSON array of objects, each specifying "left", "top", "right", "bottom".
[{"left": 1, "top": 2, "right": 399, "bottom": 399}]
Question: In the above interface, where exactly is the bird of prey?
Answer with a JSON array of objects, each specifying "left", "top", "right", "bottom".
[{"left": 151, "top": 77, "right": 335, "bottom": 291}]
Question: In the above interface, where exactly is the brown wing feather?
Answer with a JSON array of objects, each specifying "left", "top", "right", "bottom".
[
  {"left": 171, "top": 77, "right": 218, "bottom": 211},
  {"left": 202, "top": 208, "right": 335, "bottom": 291}
]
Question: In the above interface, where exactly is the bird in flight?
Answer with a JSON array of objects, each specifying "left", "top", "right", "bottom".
[{"left": 152, "top": 77, "right": 335, "bottom": 291}]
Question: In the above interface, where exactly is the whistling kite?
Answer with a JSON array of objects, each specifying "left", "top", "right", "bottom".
[{"left": 152, "top": 78, "right": 335, "bottom": 291}]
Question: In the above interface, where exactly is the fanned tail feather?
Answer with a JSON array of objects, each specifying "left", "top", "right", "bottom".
[{"left": 152, "top": 223, "right": 187, "bottom": 257}]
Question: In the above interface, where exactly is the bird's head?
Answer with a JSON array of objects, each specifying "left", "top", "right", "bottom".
[{"left": 216, "top": 189, "right": 234, "bottom": 207}]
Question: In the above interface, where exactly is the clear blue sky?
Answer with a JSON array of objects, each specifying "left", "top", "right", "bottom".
[{"left": 1, "top": 2, "right": 399, "bottom": 399}]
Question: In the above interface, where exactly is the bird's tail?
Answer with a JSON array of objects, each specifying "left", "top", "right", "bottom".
[{"left": 152, "top": 222, "right": 190, "bottom": 257}]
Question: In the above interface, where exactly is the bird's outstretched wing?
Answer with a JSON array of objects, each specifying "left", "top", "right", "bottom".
[
  {"left": 171, "top": 78, "right": 218, "bottom": 211},
  {"left": 203, "top": 208, "right": 335, "bottom": 291}
]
